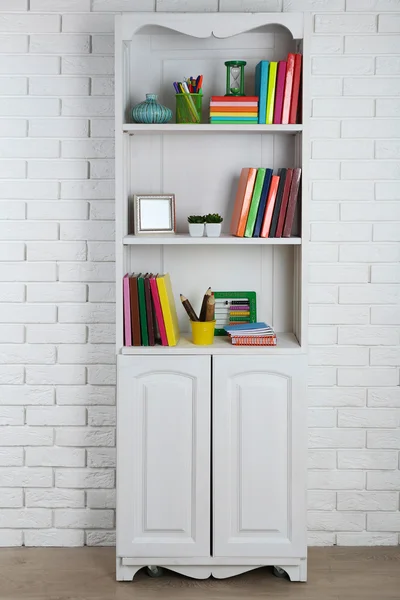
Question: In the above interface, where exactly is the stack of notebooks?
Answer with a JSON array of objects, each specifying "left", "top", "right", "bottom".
[
  {"left": 123, "top": 273, "right": 180, "bottom": 347},
  {"left": 209, "top": 96, "right": 258, "bottom": 124},
  {"left": 230, "top": 166, "right": 301, "bottom": 238},
  {"left": 255, "top": 53, "right": 302, "bottom": 124},
  {"left": 224, "top": 322, "right": 277, "bottom": 346}
]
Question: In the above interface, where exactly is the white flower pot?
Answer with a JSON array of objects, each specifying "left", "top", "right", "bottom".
[
  {"left": 188, "top": 223, "right": 204, "bottom": 237},
  {"left": 205, "top": 223, "right": 222, "bottom": 237}
]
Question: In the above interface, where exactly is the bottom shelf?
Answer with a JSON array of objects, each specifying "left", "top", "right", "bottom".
[{"left": 120, "top": 332, "right": 301, "bottom": 355}]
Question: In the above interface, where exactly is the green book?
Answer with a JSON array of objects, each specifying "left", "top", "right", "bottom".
[
  {"left": 210, "top": 120, "right": 258, "bottom": 124},
  {"left": 244, "top": 168, "right": 266, "bottom": 237},
  {"left": 137, "top": 275, "right": 149, "bottom": 346}
]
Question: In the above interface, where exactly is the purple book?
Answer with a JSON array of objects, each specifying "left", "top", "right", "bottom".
[{"left": 273, "top": 61, "right": 287, "bottom": 125}]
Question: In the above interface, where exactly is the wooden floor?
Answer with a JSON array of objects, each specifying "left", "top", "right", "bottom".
[{"left": 0, "top": 547, "right": 399, "bottom": 599}]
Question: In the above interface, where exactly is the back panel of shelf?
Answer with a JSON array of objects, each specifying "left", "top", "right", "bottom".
[{"left": 115, "top": 13, "right": 308, "bottom": 352}]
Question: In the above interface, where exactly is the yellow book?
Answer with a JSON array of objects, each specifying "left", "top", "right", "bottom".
[
  {"left": 266, "top": 61, "right": 278, "bottom": 125},
  {"left": 156, "top": 273, "right": 180, "bottom": 346}
]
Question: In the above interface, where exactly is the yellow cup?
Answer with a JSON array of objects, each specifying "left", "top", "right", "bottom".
[{"left": 190, "top": 320, "right": 216, "bottom": 345}]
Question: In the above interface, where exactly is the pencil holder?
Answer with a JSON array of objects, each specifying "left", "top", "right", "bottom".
[
  {"left": 190, "top": 320, "right": 216, "bottom": 345},
  {"left": 176, "top": 93, "right": 202, "bottom": 124}
]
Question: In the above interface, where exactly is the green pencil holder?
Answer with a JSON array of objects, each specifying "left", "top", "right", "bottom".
[{"left": 176, "top": 93, "right": 202, "bottom": 124}]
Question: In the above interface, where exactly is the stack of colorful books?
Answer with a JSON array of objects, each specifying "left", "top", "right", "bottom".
[
  {"left": 255, "top": 53, "right": 302, "bottom": 125},
  {"left": 230, "top": 166, "right": 302, "bottom": 238},
  {"left": 209, "top": 96, "right": 258, "bottom": 124},
  {"left": 224, "top": 322, "right": 277, "bottom": 346},
  {"left": 123, "top": 273, "right": 180, "bottom": 347}
]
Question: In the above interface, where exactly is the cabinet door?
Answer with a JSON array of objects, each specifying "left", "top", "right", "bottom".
[
  {"left": 213, "top": 355, "right": 307, "bottom": 558},
  {"left": 117, "top": 355, "right": 210, "bottom": 558}
]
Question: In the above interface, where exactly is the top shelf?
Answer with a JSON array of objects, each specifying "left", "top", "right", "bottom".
[{"left": 123, "top": 124, "right": 303, "bottom": 135}]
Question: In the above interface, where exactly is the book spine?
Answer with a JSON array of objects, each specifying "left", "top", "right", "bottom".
[
  {"left": 123, "top": 275, "right": 132, "bottom": 347},
  {"left": 137, "top": 276, "right": 149, "bottom": 346},
  {"left": 260, "top": 175, "right": 280, "bottom": 238},
  {"left": 282, "top": 53, "right": 295, "bottom": 125},
  {"left": 149, "top": 278, "right": 168, "bottom": 346},
  {"left": 273, "top": 61, "right": 287, "bottom": 125},
  {"left": 231, "top": 336, "right": 277, "bottom": 346},
  {"left": 266, "top": 62, "right": 277, "bottom": 125},
  {"left": 289, "top": 53, "right": 302, "bottom": 125},
  {"left": 275, "top": 168, "right": 293, "bottom": 238},
  {"left": 282, "top": 168, "right": 302, "bottom": 237}
]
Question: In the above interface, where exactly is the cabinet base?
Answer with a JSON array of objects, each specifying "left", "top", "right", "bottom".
[{"left": 116, "top": 558, "right": 307, "bottom": 582}]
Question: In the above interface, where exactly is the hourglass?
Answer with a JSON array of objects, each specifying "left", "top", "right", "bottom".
[{"left": 225, "top": 60, "right": 246, "bottom": 96}]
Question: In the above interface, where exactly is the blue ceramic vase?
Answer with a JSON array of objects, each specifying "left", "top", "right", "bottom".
[{"left": 131, "top": 94, "right": 172, "bottom": 124}]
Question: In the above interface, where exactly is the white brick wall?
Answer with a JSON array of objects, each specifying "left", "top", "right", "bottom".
[{"left": 0, "top": 0, "right": 398, "bottom": 548}]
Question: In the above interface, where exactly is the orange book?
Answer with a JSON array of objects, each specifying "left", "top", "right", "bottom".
[
  {"left": 230, "top": 168, "right": 257, "bottom": 237},
  {"left": 282, "top": 53, "right": 295, "bottom": 125},
  {"left": 260, "top": 175, "right": 280, "bottom": 238},
  {"left": 289, "top": 54, "right": 302, "bottom": 124}
]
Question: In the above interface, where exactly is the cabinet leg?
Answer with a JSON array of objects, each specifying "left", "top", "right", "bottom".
[
  {"left": 274, "top": 560, "right": 307, "bottom": 582},
  {"left": 116, "top": 558, "right": 143, "bottom": 581}
]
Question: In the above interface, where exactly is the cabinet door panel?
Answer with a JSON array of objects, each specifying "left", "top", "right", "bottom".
[
  {"left": 117, "top": 355, "right": 210, "bottom": 558},
  {"left": 213, "top": 355, "right": 306, "bottom": 558}
]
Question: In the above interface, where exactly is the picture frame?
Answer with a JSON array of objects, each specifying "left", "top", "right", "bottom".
[
  {"left": 133, "top": 194, "right": 176, "bottom": 235},
  {"left": 214, "top": 291, "right": 257, "bottom": 336}
]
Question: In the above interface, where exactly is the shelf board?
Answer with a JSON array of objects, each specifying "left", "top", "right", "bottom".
[
  {"left": 123, "top": 234, "right": 301, "bottom": 246},
  {"left": 123, "top": 124, "right": 303, "bottom": 135},
  {"left": 121, "top": 333, "right": 301, "bottom": 355}
]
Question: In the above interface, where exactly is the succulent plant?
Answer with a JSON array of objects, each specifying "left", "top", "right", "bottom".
[
  {"left": 205, "top": 213, "right": 223, "bottom": 224},
  {"left": 187, "top": 215, "right": 206, "bottom": 224}
]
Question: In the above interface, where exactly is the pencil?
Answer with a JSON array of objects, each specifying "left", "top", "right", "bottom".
[
  {"left": 205, "top": 294, "right": 215, "bottom": 322},
  {"left": 199, "top": 287, "right": 212, "bottom": 321},
  {"left": 180, "top": 294, "right": 199, "bottom": 322}
]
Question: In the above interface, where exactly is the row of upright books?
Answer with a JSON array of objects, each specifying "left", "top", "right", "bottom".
[
  {"left": 256, "top": 53, "right": 302, "bottom": 124},
  {"left": 230, "top": 167, "right": 301, "bottom": 238},
  {"left": 224, "top": 322, "right": 277, "bottom": 346},
  {"left": 123, "top": 273, "right": 180, "bottom": 347}
]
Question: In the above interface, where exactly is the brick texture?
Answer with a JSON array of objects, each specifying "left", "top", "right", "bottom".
[{"left": 0, "top": 0, "right": 398, "bottom": 549}]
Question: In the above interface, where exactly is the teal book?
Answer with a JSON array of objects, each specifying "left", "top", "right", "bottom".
[
  {"left": 255, "top": 60, "right": 269, "bottom": 124},
  {"left": 244, "top": 168, "right": 266, "bottom": 237},
  {"left": 137, "top": 275, "right": 149, "bottom": 346}
]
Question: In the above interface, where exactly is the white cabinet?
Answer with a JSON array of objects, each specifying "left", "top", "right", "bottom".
[
  {"left": 213, "top": 356, "right": 307, "bottom": 558},
  {"left": 117, "top": 355, "right": 211, "bottom": 558}
]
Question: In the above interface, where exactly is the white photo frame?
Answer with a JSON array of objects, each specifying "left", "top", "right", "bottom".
[{"left": 133, "top": 194, "right": 176, "bottom": 235}]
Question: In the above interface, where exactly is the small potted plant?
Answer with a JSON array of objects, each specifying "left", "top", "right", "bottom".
[
  {"left": 187, "top": 215, "right": 205, "bottom": 237},
  {"left": 205, "top": 213, "right": 223, "bottom": 237}
]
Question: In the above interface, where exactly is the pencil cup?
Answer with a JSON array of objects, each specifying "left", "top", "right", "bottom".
[
  {"left": 176, "top": 93, "right": 202, "bottom": 124},
  {"left": 191, "top": 320, "right": 216, "bottom": 345}
]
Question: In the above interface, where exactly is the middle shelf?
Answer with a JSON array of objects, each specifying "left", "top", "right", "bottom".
[{"left": 123, "top": 234, "right": 301, "bottom": 245}]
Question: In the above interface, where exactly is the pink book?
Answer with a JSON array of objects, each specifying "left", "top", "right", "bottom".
[
  {"left": 149, "top": 276, "right": 168, "bottom": 346},
  {"left": 273, "top": 61, "right": 287, "bottom": 125},
  {"left": 123, "top": 274, "right": 132, "bottom": 347},
  {"left": 282, "top": 53, "right": 295, "bottom": 125}
]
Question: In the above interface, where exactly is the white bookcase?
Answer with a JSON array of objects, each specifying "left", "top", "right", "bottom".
[{"left": 115, "top": 12, "right": 309, "bottom": 583}]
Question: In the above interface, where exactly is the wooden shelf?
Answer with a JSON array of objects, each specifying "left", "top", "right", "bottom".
[
  {"left": 123, "top": 234, "right": 301, "bottom": 245},
  {"left": 123, "top": 124, "right": 303, "bottom": 135},
  {"left": 121, "top": 333, "right": 301, "bottom": 355}
]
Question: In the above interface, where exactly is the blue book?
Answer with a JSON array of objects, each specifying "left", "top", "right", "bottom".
[
  {"left": 253, "top": 168, "right": 273, "bottom": 237},
  {"left": 225, "top": 322, "right": 274, "bottom": 335},
  {"left": 255, "top": 60, "right": 269, "bottom": 124}
]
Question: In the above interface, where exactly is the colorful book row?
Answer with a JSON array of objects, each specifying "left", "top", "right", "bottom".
[
  {"left": 123, "top": 272, "right": 180, "bottom": 347},
  {"left": 230, "top": 167, "right": 302, "bottom": 238},
  {"left": 255, "top": 53, "right": 302, "bottom": 124}
]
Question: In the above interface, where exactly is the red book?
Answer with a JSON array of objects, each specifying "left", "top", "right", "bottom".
[
  {"left": 273, "top": 61, "right": 287, "bottom": 124},
  {"left": 282, "top": 168, "right": 302, "bottom": 238},
  {"left": 260, "top": 175, "right": 280, "bottom": 238},
  {"left": 230, "top": 167, "right": 257, "bottom": 237},
  {"left": 275, "top": 168, "right": 293, "bottom": 238},
  {"left": 282, "top": 53, "right": 295, "bottom": 125},
  {"left": 211, "top": 96, "right": 258, "bottom": 102},
  {"left": 289, "top": 54, "right": 302, "bottom": 125}
]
